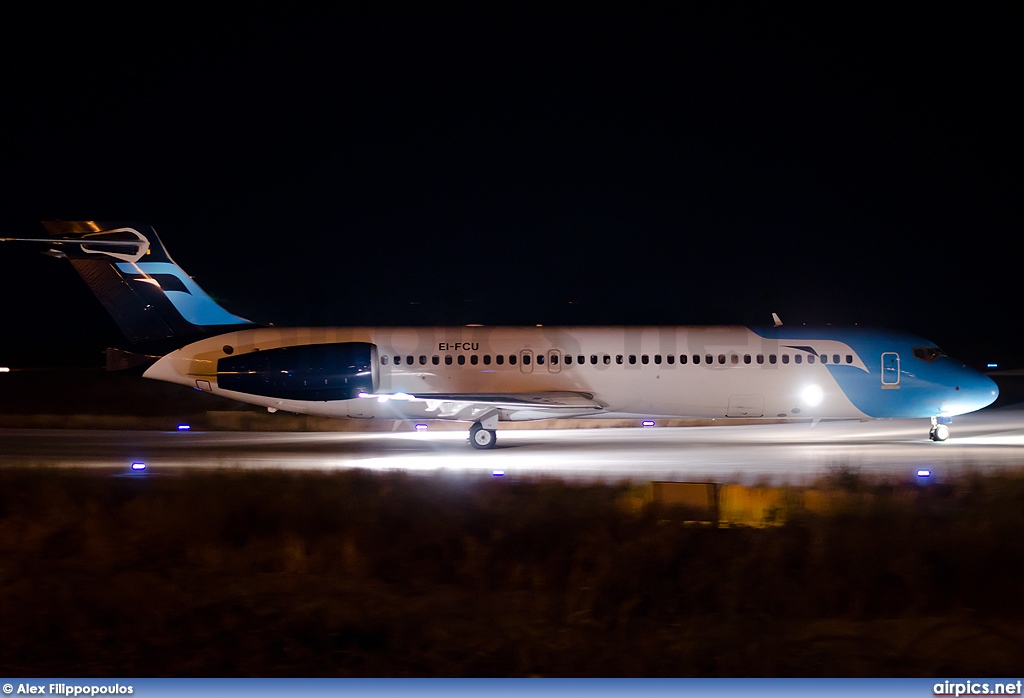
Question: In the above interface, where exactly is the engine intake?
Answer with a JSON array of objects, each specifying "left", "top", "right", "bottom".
[{"left": 217, "top": 342, "right": 378, "bottom": 401}]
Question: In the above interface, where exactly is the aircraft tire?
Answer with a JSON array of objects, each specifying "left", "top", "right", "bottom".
[
  {"left": 929, "top": 424, "right": 950, "bottom": 442},
  {"left": 470, "top": 423, "right": 497, "bottom": 449}
]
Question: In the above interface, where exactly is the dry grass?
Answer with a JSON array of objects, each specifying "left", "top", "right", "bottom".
[{"left": 1, "top": 467, "right": 1022, "bottom": 676}]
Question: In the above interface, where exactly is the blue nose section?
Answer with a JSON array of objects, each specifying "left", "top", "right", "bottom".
[
  {"left": 974, "top": 372, "right": 1000, "bottom": 409},
  {"left": 952, "top": 369, "right": 999, "bottom": 415}
]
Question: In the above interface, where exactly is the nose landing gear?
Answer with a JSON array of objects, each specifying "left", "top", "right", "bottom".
[{"left": 929, "top": 416, "right": 950, "bottom": 442}]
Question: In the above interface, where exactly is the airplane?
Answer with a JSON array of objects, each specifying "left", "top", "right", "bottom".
[{"left": 1, "top": 221, "right": 999, "bottom": 449}]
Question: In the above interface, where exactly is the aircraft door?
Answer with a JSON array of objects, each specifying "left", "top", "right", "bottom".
[{"left": 881, "top": 352, "right": 900, "bottom": 389}]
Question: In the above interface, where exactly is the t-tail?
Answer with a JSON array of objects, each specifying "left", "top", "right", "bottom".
[{"left": 3, "top": 221, "right": 254, "bottom": 357}]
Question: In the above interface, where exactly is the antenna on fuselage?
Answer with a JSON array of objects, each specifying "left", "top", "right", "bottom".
[{"left": 772, "top": 312, "right": 783, "bottom": 327}]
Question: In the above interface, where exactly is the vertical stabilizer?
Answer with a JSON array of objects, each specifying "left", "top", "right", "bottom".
[{"left": 34, "top": 221, "right": 254, "bottom": 344}]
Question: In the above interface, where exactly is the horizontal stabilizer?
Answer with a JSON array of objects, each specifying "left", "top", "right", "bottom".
[{"left": 106, "top": 347, "right": 161, "bottom": 372}]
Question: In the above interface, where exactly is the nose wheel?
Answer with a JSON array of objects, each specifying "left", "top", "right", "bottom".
[
  {"left": 929, "top": 417, "right": 950, "bottom": 442},
  {"left": 469, "top": 422, "right": 498, "bottom": 449}
]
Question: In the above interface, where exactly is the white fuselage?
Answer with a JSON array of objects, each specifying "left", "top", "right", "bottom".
[{"left": 143, "top": 325, "right": 873, "bottom": 422}]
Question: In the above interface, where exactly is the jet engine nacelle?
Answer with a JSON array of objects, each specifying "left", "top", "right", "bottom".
[{"left": 218, "top": 342, "right": 378, "bottom": 401}]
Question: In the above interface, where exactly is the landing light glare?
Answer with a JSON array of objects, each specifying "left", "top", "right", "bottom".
[{"left": 802, "top": 385, "right": 824, "bottom": 407}]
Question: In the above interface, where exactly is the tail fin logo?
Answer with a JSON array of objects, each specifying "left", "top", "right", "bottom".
[{"left": 115, "top": 262, "right": 250, "bottom": 327}]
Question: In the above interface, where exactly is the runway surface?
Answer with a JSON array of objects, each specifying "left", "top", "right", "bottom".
[{"left": 3, "top": 404, "right": 1024, "bottom": 484}]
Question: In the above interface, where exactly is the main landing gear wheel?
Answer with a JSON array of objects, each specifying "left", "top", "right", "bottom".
[
  {"left": 469, "top": 423, "right": 498, "bottom": 450},
  {"left": 929, "top": 424, "right": 950, "bottom": 442}
]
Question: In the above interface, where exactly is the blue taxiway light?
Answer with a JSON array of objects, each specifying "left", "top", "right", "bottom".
[
  {"left": 641, "top": 420, "right": 656, "bottom": 427},
  {"left": 415, "top": 424, "right": 428, "bottom": 431},
  {"left": 987, "top": 363, "right": 998, "bottom": 368},
  {"left": 916, "top": 469, "right": 931, "bottom": 478},
  {"left": 177, "top": 424, "right": 191, "bottom": 431},
  {"left": 131, "top": 462, "right": 147, "bottom": 471},
  {"left": 492, "top": 470, "right": 505, "bottom": 477}
]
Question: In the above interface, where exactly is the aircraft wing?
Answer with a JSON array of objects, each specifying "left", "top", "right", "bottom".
[
  {"left": 363, "top": 390, "right": 604, "bottom": 422},
  {"left": 406, "top": 391, "right": 604, "bottom": 410}
]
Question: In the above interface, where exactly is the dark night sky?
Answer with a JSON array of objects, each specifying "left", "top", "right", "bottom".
[{"left": 1, "top": 6, "right": 1020, "bottom": 367}]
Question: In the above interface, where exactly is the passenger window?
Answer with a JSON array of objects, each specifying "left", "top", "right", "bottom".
[
  {"left": 381, "top": 356, "right": 389, "bottom": 365},
  {"left": 782, "top": 355, "right": 790, "bottom": 364},
  {"left": 483, "top": 355, "right": 491, "bottom": 365},
  {"left": 603, "top": 355, "right": 611, "bottom": 365},
  {"left": 628, "top": 355, "right": 636, "bottom": 365},
  {"left": 769, "top": 354, "right": 777, "bottom": 364},
  {"left": 756, "top": 354, "right": 764, "bottom": 364},
  {"left": 833, "top": 354, "right": 840, "bottom": 364},
  {"left": 654, "top": 355, "right": 662, "bottom": 365},
  {"left": 743, "top": 355, "right": 751, "bottom": 364},
  {"left": 393, "top": 356, "right": 401, "bottom": 365},
  {"left": 523, "top": 354, "right": 531, "bottom": 366},
  {"left": 846, "top": 355, "right": 853, "bottom": 364},
  {"left": 536, "top": 354, "right": 545, "bottom": 365},
  {"left": 730, "top": 355, "right": 738, "bottom": 365},
  {"left": 590, "top": 355, "right": 597, "bottom": 365},
  {"left": 808, "top": 355, "right": 815, "bottom": 364},
  {"left": 667, "top": 355, "right": 675, "bottom": 365},
  {"left": 718, "top": 354, "right": 726, "bottom": 364},
  {"left": 795, "top": 355, "right": 802, "bottom": 364},
  {"left": 407, "top": 356, "right": 413, "bottom": 365},
  {"left": 705, "top": 354, "right": 713, "bottom": 364},
  {"left": 578, "top": 355, "right": 585, "bottom": 364},
  {"left": 470, "top": 355, "right": 478, "bottom": 365},
  {"left": 641, "top": 355, "right": 650, "bottom": 364},
  {"left": 821, "top": 355, "right": 828, "bottom": 364},
  {"left": 551, "top": 354, "right": 559, "bottom": 365},
  {"left": 680, "top": 355, "right": 688, "bottom": 364},
  {"left": 419, "top": 356, "right": 427, "bottom": 365},
  {"left": 616, "top": 355, "right": 624, "bottom": 365},
  {"left": 432, "top": 356, "right": 439, "bottom": 365},
  {"left": 445, "top": 355, "right": 453, "bottom": 365},
  {"left": 510, "top": 355, "right": 517, "bottom": 365},
  {"left": 496, "top": 355, "right": 504, "bottom": 365},
  {"left": 564, "top": 355, "right": 572, "bottom": 365},
  {"left": 458, "top": 355, "right": 466, "bottom": 365}
]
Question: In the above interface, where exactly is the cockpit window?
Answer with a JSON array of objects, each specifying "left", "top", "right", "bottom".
[{"left": 912, "top": 346, "right": 946, "bottom": 363}]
